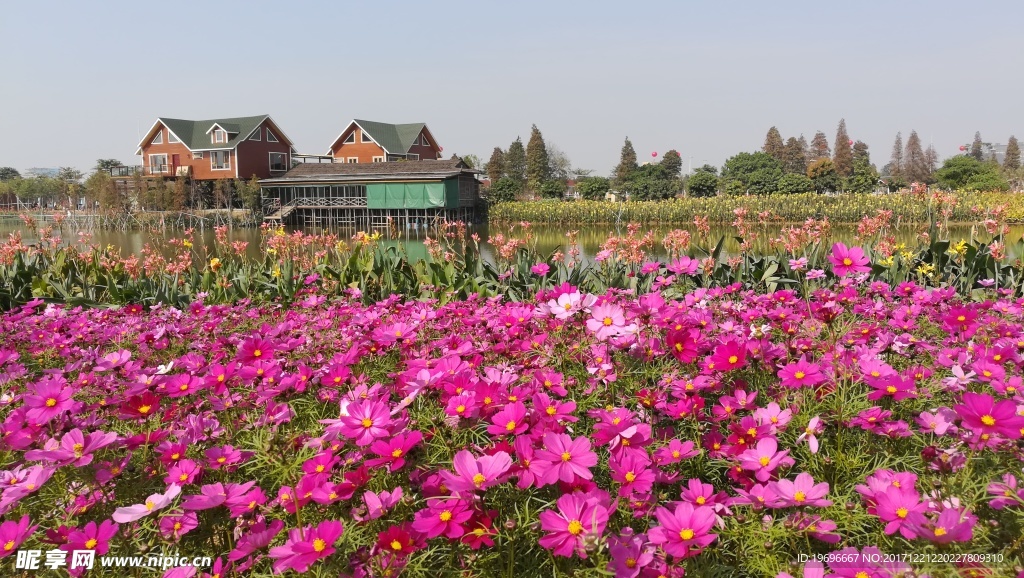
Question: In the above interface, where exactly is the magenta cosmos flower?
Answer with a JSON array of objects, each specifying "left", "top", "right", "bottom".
[
  {"left": 587, "top": 303, "right": 628, "bottom": 341},
  {"left": 873, "top": 486, "right": 928, "bottom": 539},
  {"left": 0, "top": 515, "right": 37, "bottom": 558},
  {"left": 65, "top": 520, "right": 118, "bottom": 555},
  {"left": 366, "top": 431, "right": 423, "bottom": 472},
  {"left": 112, "top": 484, "right": 181, "bottom": 523},
  {"left": 534, "top": 433, "right": 598, "bottom": 486},
  {"left": 441, "top": 450, "right": 512, "bottom": 494},
  {"left": 336, "top": 398, "right": 392, "bottom": 446},
  {"left": 268, "top": 520, "right": 343, "bottom": 574},
  {"left": 828, "top": 242, "right": 871, "bottom": 277},
  {"left": 954, "top": 392, "right": 1024, "bottom": 440},
  {"left": 25, "top": 428, "right": 118, "bottom": 467},
  {"left": 538, "top": 492, "right": 609, "bottom": 558},
  {"left": 768, "top": 473, "right": 832, "bottom": 508},
  {"left": 647, "top": 502, "right": 717, "bottom": 559},
  {"left": 707, "top": 338, "right": 747, "bottom": 372},
  {"left": 777, "top": 357, "right": 825, "bottom": 389},
  {"left": 739, "top": 437, "right": 792, "bottom": 482},
  {"left": 411, "top": 497, "right": 473, "bottom": 539},
  {"left": 488, "top": 401, "right": 529, "bottom": 436},
  {"left": 23, "top": 376, "right": 74, "bottom": 424}
]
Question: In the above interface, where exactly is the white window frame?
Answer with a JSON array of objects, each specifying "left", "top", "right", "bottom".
[
  {"left": 372, "top": 156, "right": 384, "bottom": 163},
  {"left": 343, "top": 133, "right": 355, "bottom": 144},
  {"left": 210, "top": 150, "right": 231, "bottom": 170},
  {"left": 168, "top": 132, "right": 180, "bottom": 144},
  {"left": 361, "top": 131, "right": 373, "bottom": 143},
  {"left": 192, "top": 152, "right": 204, "bottom": 159},
  {"left": 213, "top": 129, "right": 226, "bottom": 144},
  {"left": 148, "top": 153, "right": 168, "bottom": 173},
  {"left": 408, "top": 153, "right": 420, "bottom": 160},
  {"left": 347, "top": 157, "right": 359, "bottom": 163},
  {"left": 269, "top": 152, "right": 287, "bottom": 172},
  {"left": 266, "top": 129, "right": 279, "bottom": 142},
  {"left": 152, "top": 131, "right": 163, "bottom": 145},
  {"left": 421, "top": 135, "right": 429, "bottom": 146},
  {"left": 250, "top": 129, "right": 261, "bottom": 141}
]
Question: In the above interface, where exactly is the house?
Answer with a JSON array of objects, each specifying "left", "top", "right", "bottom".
[
  {"left": 134, "top": 115, "right": 296, "bottom": 180},
  {"left": 260, "top": 156, "right": 479, "bottom": 229},
  {"left": 325, "top": 120, "right": 442, "bottom": 163}
]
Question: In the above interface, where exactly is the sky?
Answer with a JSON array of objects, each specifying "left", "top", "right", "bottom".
[{"left": 2, "top": 0, "right": 1022, "bottom": 176}]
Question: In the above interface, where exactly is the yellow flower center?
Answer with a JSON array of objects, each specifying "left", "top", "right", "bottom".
[
  {"left": 625, "top": 472, "right": 636, "bottom": 482},
  {"left": 728, "top": 355, "right": 738, "bottom": 364},
  {"left": 567, "top": 520, "right": 583, "bottom": 535},
  {"left": 794, "top": 371, "right": 805, "bottom": 379},
  {"left": 2, "top": 541, "right": 12, "bottom": 551},
  {"left": 45, "top": 398, "right": 57, "bottom": 407},
  {"left": 896, "top": 507, "right": 908, "bottom": 519},
  {"left": 546, "top": 406, "right": 557, "bottom": 416},
  {"left": 361, "top": 418, "right": 373, "bottom": 428},
  {"left": 390, "top": 540, "right": 402, "bottom": 551},
  {"left": 886, "top": 386, "right": 897, "bottom": 394},
  {"left": 794, "top": 491, "right": 806, "bottom": 502},
  {"left": 439, "top": 510, "right": 452, "bottom": 522},
  {"left": 759, "top": 456, "right": 770, "bottom": 466},
  {"left": 85, "top": 538, "right": 98, "bottom": 549},
  {"left": 472, "top": 473, "right": 486, "bottom": 487},
  {"left": 679, "top": 528, "right": 694, "bottom": 540},
  {"left": 672, "top": 450, "right": 680, "bottom": 458},
  {"left": 313, "top": 538, "right": 326, "bottom": 552},
  {"left": 392, "top": 449, "right": 403, "bottom": 458},
  {"left": 603, "top": 317, "right": 613, "bottom": 326},
  {"left": 842, "top": 258, "right": 853, "bottom": 266},
  {"left": 505, "top": 421, "right": 516, "bottom": 432},
  {"left": 138, "top": 405, "right": 152, "bottom": 414},
  {"left": 626, "top": 557, "right": 637, "bottom": 568},
  {"left": 145, "top": 500, "right": 155, "bottom": 511},
  {"left": 253, "top": 349, "right": 262, "bottom": 357},
  {"left": 934, "top": 527, "right": 947, "bottom": 537},
  {"left": 696, "top": 496, "right": 706, "bottom": 505},
  {"left": 981, "top": 415, "right": 996, "bottom": 426},
  {"left": 179, "top": 473, "right": 188, "bottom": 482}
]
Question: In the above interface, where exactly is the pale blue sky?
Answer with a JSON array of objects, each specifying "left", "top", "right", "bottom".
[{"left": 2, "top": 0, "right": 1021, "bottom": 175}]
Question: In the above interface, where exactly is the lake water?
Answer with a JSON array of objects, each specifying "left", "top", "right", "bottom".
[{"left": 2, "top": 217, "right": 1021, "bottom": 264}]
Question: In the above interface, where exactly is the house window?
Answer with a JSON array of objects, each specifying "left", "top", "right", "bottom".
[
  {"left": 149, "top": 153, "right": 167, "bottom": 173},
  {"left": 347, "top": 157, "right": 359, "bottom": 163},
  {"left": 408, "top": 153, "right": 419, "bottom": 160},
  {"left": 192, "top": 152, "right": 204, "bottom": 159},
  {"left": 266, "top": 129, "right": 279, "bottom": 142},
  {"left": 168, "top": 132, "right": 180, "bottom": 144},
  {"left": 269, "top": 152, "right": 287, "bottom": 172},
  {"left": 213, "top": 129, "right": 226, "bottom": 143},
  {"left": 250, "top": 129, "right": 261, "bottom": 141},
  {"left": 372, "top": 156, "right": 384, "bottom": 163},
  {"left": 152, "top": 131, "right": 163, "bottom": 145},
  {"left": 361, "top": 131, "right": 373, "bottom": 143},
  {"left": 211, "top": 150, "right": 230, "bottom": 170},
  {"left": 343, "top": 133, "right": 355, "bottom": 144},
  {"left": 421, "top": 135, "right": 429, "bottom": 146}
]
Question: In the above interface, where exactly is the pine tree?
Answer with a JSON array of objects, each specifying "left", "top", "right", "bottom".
[
  {"left": 781, "top": 137, "right": 806, "bottom": 174},
  {"left": 903, "top": 130, "right": 929, "bottom": 183},
  {"left": 888, "top": 132, "right": 904, "bottom": 178},
  {"left": 486, "top": 147, "right": 505, "bottom": 184},
  {"left": 613, "top": 137, "right": 638, "bottom": 188},
  {"left": 971, "top": 132, "right": 984, "bottom": 161},
  {"left": 1004, "top": 136, "right": 1021, "bottom": 171},
  {"left": 848, "top": 141, "right": 879, "bottom": 194},
  {"left": 763, "top": 127, "right": 785, "bottom": 162},
  {"left": 525, "top": 124, "right": 550, "bottom": 193},
  {"left": 661, "top": 150, "right": 682, "bottom": 177},
  {"left": 809, "top": 131, "right": 830, "bottom": 161},
  {"left": 924, "top": 145, "right": 939, "bottom": 181},
  {"left": 505, "top": 138, "right": 527, "bottom": 185},
  {"left": 832, "top": 119, "right": 853, "bottom": 177}
]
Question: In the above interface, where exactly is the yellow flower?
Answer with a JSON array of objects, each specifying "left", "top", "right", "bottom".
[
  {"left": 272, "top": 267, "right": 282, "bottom": 278},
  {"left": 267, "top": 248, "right": 277, "bottom": 256},
  {"left": 182, "top": 240, "right": 193, "bottom": 249},
  {"left": 209, "top": 257, "right": 222, "bottom": 271},
  {"left": 916, "top": 263, "right": 935, "bottom": 276}
]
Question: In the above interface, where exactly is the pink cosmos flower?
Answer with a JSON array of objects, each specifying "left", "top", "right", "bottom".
[
  {"left": 867, "top": 374, "right": 917, "bottom": 401},
  {"left": 228, "top": 519, "right": 284, "bottom": 562},
  {"left": 24, "top": 428, "right": 118, "bottom": 467},
  {"left": 707, "top": 338, "right": 747, "bottom": 372},
  {"left": 355, "top": 487, "right": 403, "bottom": 522},
  {"left": 441, "top": 450, "right": 512, "bottom": 494},
  {"left": 777, "top": 357, "right": 824, "bottom": 389},
  {"left": 112, "top": 484, "right": 181, "bottom": 523},
  {"left": 23, "top": 376, "right": 74, "bottom": 424},
  {"left": 366, "top": 431, "right": 423, "bottom": 472},
  {"left": 987, "top": 474, "right": 1024, "bottom": 510},
  {"left": 531, "top": 263, "right": 551, "bottom": 276},
  {"left": 777, "top": 560, "right": 825, "bottom": 578},
  {"left": 64, "top": 520, "right": 118, "bottom": 556},
  {"left": 587, "top": 303, "right": 629, "bottom": 341},
  {"left": 411, "top": 498, "right": 473, "bottom": 539},
  {"left": 608, "top": 533, "right": 655, "bottom": 578},
  {"left": 268, "top": 520, "right": 344, "bottom": 574},
  {"left": 164, "top": 459, "right": 202, "bottom": 486},
  {"left": 538, "top": 492, "right": 609, "bottom": 558},
  {"left": 874, "top": 486, "right": 927, "bottom": 539},
  {"left": 913, "top": 507, "right": 975, "bottom": 544},
  {"left": 768, "top": 473, "right": 832, "bottom": 508},
  {"left": 828, "top": 242, "right": 870, "bottom": 276},
  {"left": 795, "top": 416, "right": 823, "bottom": 454},
  {"left": 916, "top": 408, "right": 958, "bottom": 436},
  {"left": 610, "top": 452, "right": 655, "bottom": 497},
  {"left": 647, "top": 502, "right": 717, "bottom": 559},
  {"left": 335, "top": 398, "right": 392, "bottom": 446},
  {"left": 488, "top": 401, "right": 529, "bottom": 436},
  {"left": 666, "top": 327, "right": 701, "bottom": 364},
  {"left": 547, "top": 291, "right": 584, "bottom": 320},
  {"left": 653, "top": 439, "right": 698, "bottom": 465},
  {"left": 954, "top": 391, "right": 1024, "bottom": 439},
  {"left": 534, "top": 433, "right": 598, "bottom": 486},
  {"left": 0, "top": 515, "right": 36, "bottom": 558},
  {"left": 159, "top": 511, "right": 199, "bottom": 541},
  {"left": 739, "top": 437, "right": 792, "bottom": 482},
  {"left": 236, "top": 336, "right": 275, "bottom": 364},
  {"left": 667, "top": 256, "right": 699, "bottom": 276}
]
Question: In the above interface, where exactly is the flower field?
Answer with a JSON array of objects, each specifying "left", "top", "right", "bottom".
[{"left": 2, "top": 246, "right": 1024, "bottom": 576}]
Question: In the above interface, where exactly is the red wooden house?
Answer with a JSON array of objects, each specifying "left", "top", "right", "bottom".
[
  {"left": 134, "top": 115, "right": 295, "bottom": 181},
  {"left": 325, "top": 120, "right": 442, "bottom": 163}
]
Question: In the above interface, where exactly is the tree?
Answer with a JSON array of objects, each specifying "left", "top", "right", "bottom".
[
  {"left": 461, "top": 154, "right": 481, "bottom": 169},
  {"left": 903, "top": 131, "right": 929, "bottom": 183},
  {"left": 660, "top": 150, "right": 682, "bottom": 178},
  {"left": 781, "top": 137, "right": 806, "bottom": 175},
  {"left": 832, "top": 119, "right": 853, "bottom": 177},
  {"left": 809, "top": 131, "right": 831, "bottom": 162},
  {"left": 721, "top": 152, "right": 783, "bottom": 195},
  {"left": 924, "top": 145, "right": 939, "bottom": 181},
  {"left": 613, "top": 137, "right": 638, "bottom": 188},
  {"left": 847, "top": 141, "right": 879, "bottom": 194},
  {"left": 1004, "top": 136, "right": 1020, "bottom": 171},
  {"left": 888, "top": 132, "right": 904, "bottom": 179},
  {"left": 686, "top": 166, "right": 718, "bottom": 197},
  {"left": 776, "top": 173, "right": 814, "bottom": 195},
  {"left": 95, "top": 159, "right": 123, "bottom": 172},
  {"left": 547, "top": 144, "right": 572, "bottom": 183},
  {"left": 970, "top": 132, "right": 984, "bottom": 161},
  {"left": 486, "top": 147, "right": 505, "bottom": 183},
  {"left": 624, "top": 164, "right": 679, "bottom": 200},
  {"left": 489, "top": 177, "right": 520, "bottom": 203},
  {"left": 576, "top": 176, "right": 610, "bottom": 200},
  {"left": 935, "top": 156, "right": 1009, "bottom": 191},
  {"left": 525, "top": 124, "right": 550, "bottom": 194},
  {"left": 798, "top": 134, "right": 810, "bottom": 163},
  {"left": 807, "top": 158, "right": 841, "bottom": 193},
  {"left": 762, "top": 127, "right": 785, "bottom": 162},
  {"left": 56, "top": 167, "right": 84, "bottom": 183},
  {"left": 0, "top": 167, "right": 21, "bottom": 181},
  {"left": 505, "top": 138, "right": 526, "bottom": 185}
]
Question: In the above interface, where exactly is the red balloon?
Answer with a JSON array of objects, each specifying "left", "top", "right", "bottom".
[
  {"left": 651, "top": 151, "right": 658, "bottom": 157},
  {"left": 439, "top": 146, "right": 444, "bottom": 151},
  {"left": 959, "top": 145, "right": 966, "bottom": 151},
  {"left": 849, "top": 139, "right": 854, "bottom": 145}
]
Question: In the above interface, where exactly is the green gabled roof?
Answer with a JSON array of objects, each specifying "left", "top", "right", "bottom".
[
  {"left": 354, "top": 119, "right": 427, "bottom": 154},
  {"left": 155, "top": 115, "right": 270, "bottom": 150}
]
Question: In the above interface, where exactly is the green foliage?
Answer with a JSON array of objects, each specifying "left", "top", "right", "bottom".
[
  {"left": 762, "top": 126, "right": 785, "bottom": 162},
  {"left": 809, "top": 131, "right": 831, "bottom": 161},
  {"left": 488, "top": 176, "right": 521, "bottom": 203},
  {"left": 460, "top": 153, "right": 481, "bottom": 169},
  {"left": 0, "top": 167, "right": 20, "bottom": 181},
  {"left": 846, "top": 141, "right": 879, "bottom": 194},
  {"left": 525, "top": 124, "right": 550, "bottom": 193},
  {"left": 903, "top": 130, "right": 929, "bottom": 183},
  {"left": 613, "top": 137, "right": 638, "bottom": 188},
  {"left": 660, "top": 149, "right": 682, "bottom": 177},
  {"left": 775, "top": 172, "right": 814, "bottom": 195},
  {"left": 505, "top": 138, "right": 527, "bottom": 184},
  {"left": 721, "top": 151, "right": 783, "bottom": 195},
  {"left": 971, "top": 131, "right": 984, "bottom": 161},
  {"left": 575, "top": 176, "right": 610, "bottom": 200},
  {"left": 807, "top": 158, "right": 841, "bottom": 193},
  {"left": 486, "top": 147, "right": 505, "bottom": 183},
  {"left": 935, "top": 155, "right": 1009, "bottom": 191},
  {"left": 539, "top": 179, "right": 566, "bottom": 199},
  {"left": 781, "top": 137, "right": 807, "bottom": 174},
  {"left": 95, "top": 159, "right": 124, "bottom": 172},
  {"left": 832, "top": 118, "right": 853, "bottom": 177},
  {"left": 687, "top": 168, "right": 719, "bottom": 197},
  {"left": 1004, "top": 136, "right": 1020, "bottom": 171}
]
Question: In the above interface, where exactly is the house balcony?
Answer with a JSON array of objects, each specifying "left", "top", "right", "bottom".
[{"left": 108, "top": 165, "right": 192, "bottom": 178}]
